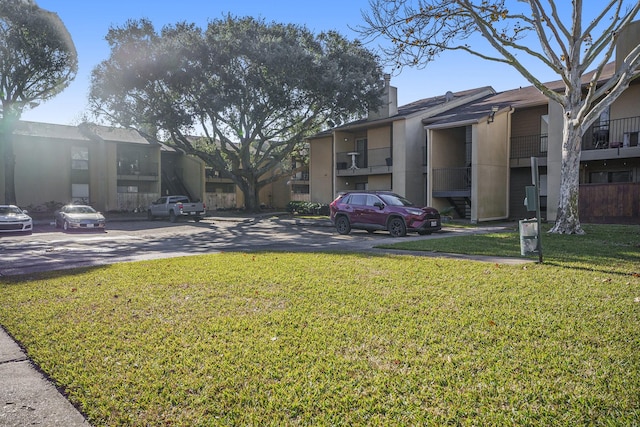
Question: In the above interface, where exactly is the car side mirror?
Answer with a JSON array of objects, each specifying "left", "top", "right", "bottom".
[{"left": 374, "top": 202, "right": 385, "bottom": 210}]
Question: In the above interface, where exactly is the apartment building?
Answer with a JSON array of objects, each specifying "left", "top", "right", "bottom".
[
  {"left": 308, "top": 23, "right": 640, "bottom": 224},
  {"left": 0, "top": 120, "right": 303, "bottom": 213}
]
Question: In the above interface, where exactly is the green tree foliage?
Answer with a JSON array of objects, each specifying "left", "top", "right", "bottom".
[
  {"left": 91, "top": 16, "right": 384, "bottom": 212},
  {"left": 0, "top": 0, "right": 77, "bottom": 204},
  {"left": 361, "top": 0, "right": 640, "bottom": 234}
]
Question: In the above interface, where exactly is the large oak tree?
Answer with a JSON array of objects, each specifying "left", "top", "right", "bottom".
[
  {"left": 90, "top": 16, "right": 385, "bottom": 211},
  {"left": 361, "top": 0, "right": 640, "bottom": 234},
  {"left": 0, "top": 0, "right": 77, "bottom": 204}
]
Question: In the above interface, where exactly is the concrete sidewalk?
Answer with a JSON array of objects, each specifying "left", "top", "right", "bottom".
[{"left": 0, "top": 328, "right": 89, "bottom": 426}]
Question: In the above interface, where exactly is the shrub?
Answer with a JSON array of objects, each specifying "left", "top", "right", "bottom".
[{"left": 286, "top": 201, "right": 329, "bottom": 216}]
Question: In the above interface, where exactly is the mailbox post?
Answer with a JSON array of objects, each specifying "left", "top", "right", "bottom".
[{"left": 520, "top": 157, "right": 543, "bottom": 263}]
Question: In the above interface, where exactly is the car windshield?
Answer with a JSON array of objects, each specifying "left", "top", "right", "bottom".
[
  {"left": 379, "top": 194, "right": 415, "bottom": 207},
  {"left": 68, "top": 206, "right": 96, "bottom": 214},
  {"left": 0, "top": 206, "right": 22, "bottom": 215}
]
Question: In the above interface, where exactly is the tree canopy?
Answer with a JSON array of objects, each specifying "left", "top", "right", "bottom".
[
  {"left": 361, "top": 0, "right": 640, "bottom": 234},
  {"left": 91, "top": 16, "right": 385, "bottom": 211},
  {"left": 0, "top": 0, "right": 77, "bottom": 204}
]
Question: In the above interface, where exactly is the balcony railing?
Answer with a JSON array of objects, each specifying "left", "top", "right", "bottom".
[
  {"left": 336, "top": 147, "right": 392, "bottom": 174},
  {"left": 290, "top": 172, "right": 310, "bottom": 181},
  {"left": 117, "top": 161, "right": 158, "bottom": 176},
  {"left": 583, "top": 116, "right": 640, "bottom": 150},
  {"left": 432, "top": 167, "right": 471, "bottom": 193},
  {"left": 510, "top": 134, "right": 548, "bottom": 159}
]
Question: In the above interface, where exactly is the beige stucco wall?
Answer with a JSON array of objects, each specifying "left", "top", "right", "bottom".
[
  {"left": 8, "top": 135, "right": 132, "bottom": 212},
  {"left": 545, "top": 100, "right": 564, "bottom": 222},
  {"left": 309, "top": 136, "right": 334, "bottom": 203},
  {"left": 367, "top": 126, "right": 391, "bottom": 149},
  {"left": 431, "top": 127, "right": 466, "bottom": 167},
  {"left": 336, "top": 131, "right": 359, "bottom": 154},
  {"left": 403, "top": 117, "right": 428, "bottom": 204},
  {"left": 12, "top": 135, "right": 76, "bottom": 208},
  {"left": 616, "top": 20, "right": 640, "bottom": 67},
  {"left": 472, "top": 113, "right": 509, "bottom": 222},
  {"left": 179, "top": 155, "right": 205, "bottom": 201},
  {"left": 427, "top": 126, "right": 467, "bottom": 212},
  {"left": 95, "top": 142, "right": 118, "bottom": 212},
  {"left": 611, "top": 84, "right": 640, "bottom": 121},
  {"left": 391, "top": 121, "right": 407, "bottom": 197},
  {"left": 367, "top": 174, "right": 392, "bottom": 190}
]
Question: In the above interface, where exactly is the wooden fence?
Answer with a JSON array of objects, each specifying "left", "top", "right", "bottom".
[{"left": 579, "top": 182, "right": 640, "bottom": 224}]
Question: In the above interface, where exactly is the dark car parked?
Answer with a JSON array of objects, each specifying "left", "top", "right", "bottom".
[{"left": 329, "top": 191, "right": 441, "bottom": 237}]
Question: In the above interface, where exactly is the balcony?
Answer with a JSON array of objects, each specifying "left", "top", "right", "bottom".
[
  {"left": 289, "top": 172, "right": 309, "bottom": 182},
  {"left": 582, "top": 116, "right": 640, "bottom": 150},
  {"left": 336, "top": 147, "right": 392, "bottom": 176},
  {"left": 510, "top": 134, "right": 548, "bottom": 159},
  {"left": 432, "top": 167, "right": 471, "bottom": 197},
  {"left": 117, "top": 161, "right": 158, "bottom": 180}
]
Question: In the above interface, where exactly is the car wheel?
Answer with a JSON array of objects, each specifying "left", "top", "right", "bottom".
[
  {"left": 63, "top": 220, "right": 70, "bottom": 231},
  {"left": 169, "top": 210, "right": 177, "bottom": 223},
  {"left": 388, "top": 217, "right": 406, "bottom": 237},
  {"left": 335, "top": 216, "right": 351, "bottom": 235},
  {"left": 194, "top": 216, "right": 201, "bottom": 222},
  {"left": 367, "top": 229, "right": 375, "bottom": 234},
  {"left": 147, "top": 210, "right": 155, "bottom": 221}
]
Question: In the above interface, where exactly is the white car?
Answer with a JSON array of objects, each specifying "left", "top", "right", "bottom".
[
  {"left": 0, "top": 205, "right": 33, "bottom": 235},
  {"left": 54, "top": 204, "right": 106, "bottom": 231}
]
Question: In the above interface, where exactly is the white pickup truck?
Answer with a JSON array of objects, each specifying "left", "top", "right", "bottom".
[{"left": 147, "top": 195, "right": 206, "bottom": 222}]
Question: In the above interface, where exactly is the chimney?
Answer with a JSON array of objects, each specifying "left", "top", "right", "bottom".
[{"left": 368, "top": 74, "right": 398, "bottom": 121}]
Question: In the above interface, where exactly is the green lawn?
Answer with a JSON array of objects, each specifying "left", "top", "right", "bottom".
[{"left": 1, "top": 224, "right": 639, "bottom": 426}]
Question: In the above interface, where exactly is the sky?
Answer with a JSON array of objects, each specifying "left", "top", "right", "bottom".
[{"left": 22, "top": 0, "right": 561, "bottom": 126}]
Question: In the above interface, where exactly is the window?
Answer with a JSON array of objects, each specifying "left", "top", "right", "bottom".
[
  {"left": 611, "top": 171, "right": 632, "bottom": 183},
  {"left": 350, "top": 194, "right": 367, "bottom": 205},
  {"left": 117, "top": 186, "right": 139, "bottom": 193},
  {"left": 590, "top": 170, "right": 632, "bottom": 183},
  {"left": 365, "top": 195, "right": 379, "bottom": 206},
  {"left": 291, "top": 184, "right": 309, "bottom": 194},
  {"left": 71, "top": 146, "right": 89, "bottom": 170},
  {"left": 206, "top": 183, "right": 236, "bottom": 193}
]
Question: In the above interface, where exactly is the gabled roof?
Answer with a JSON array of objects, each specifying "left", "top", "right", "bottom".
[
  {"left": 14, "top": 121, "right": 87, "bottom": 141},
  {"left": 13, "top": 120, "right": 159, "bottom": 147},
  {"left": 397, "top": 86, "right": 495, "bottom": 117},
  {"left": 307, "top": 86, "right": 496, "bottom": 138},
  {"left": 79, "top": 123, "right": 156, "bottom": 145},
  {"left": 423, "top": 62, "right": 618, "bottom": 128}
]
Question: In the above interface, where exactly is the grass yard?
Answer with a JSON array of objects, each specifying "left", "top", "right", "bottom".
[{"left": 1, "top": 224, "right": 639, "bottom": 426}]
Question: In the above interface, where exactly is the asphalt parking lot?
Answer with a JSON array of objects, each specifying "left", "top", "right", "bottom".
[{"left": 0, "top": 215, "right": 527, "bottom": 277}]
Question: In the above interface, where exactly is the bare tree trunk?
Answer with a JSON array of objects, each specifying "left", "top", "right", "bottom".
[
  {"left": 3, "top": 138, "right": 17, "bottom": 205},
  {"left": 549, "top": 120, "right": 585, "bottom": 234},
  {"left": 0, "top": 116, "right": 18, "bottom": 205}
]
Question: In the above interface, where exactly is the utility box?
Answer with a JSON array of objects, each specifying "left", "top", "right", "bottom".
[
  {"left": 519, "top": 219, "right": 539, "bottom": 256},
  {"left": 524, "top": 186, "right": 538, "bottom": 211}
]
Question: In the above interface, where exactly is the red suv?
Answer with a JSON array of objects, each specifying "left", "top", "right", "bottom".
[{"left": 329, "top": 191, "right": 441, "bottom": 237}]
